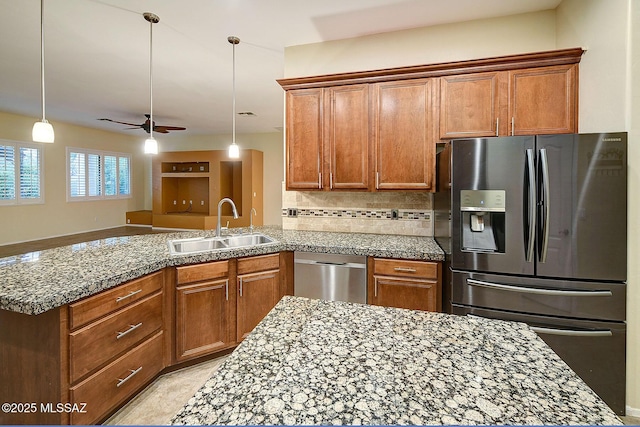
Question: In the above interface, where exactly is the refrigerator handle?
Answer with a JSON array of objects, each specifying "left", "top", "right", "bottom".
[
  {"left": 529, "top": 326, "right": 613, "bottom": 338},
  {"left": 539, "top": 148, "right": 551, "bottom": 263},
  {"left": 525, "top": 149, "right": 536, "bottom": 263}
]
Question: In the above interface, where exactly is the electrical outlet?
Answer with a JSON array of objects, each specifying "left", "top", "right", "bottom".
[
  {"left": 287, "top": 208, "right": 298, "bottom": 217},
  {"left": 182, "top": 200, "right": 186, "bottom": 205},
  {"left": 391, "top": 209, "right": 399, "bottom": 220},
  {"left": 201, "top": 200, "right": 205, "bottom": 206},
  {"left": 173, "top": 200, "right": 177, "bottom": 205}
]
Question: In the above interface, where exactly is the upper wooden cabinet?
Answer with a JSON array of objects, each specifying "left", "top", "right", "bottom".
[
  {"left": 439, "top": 64, "right": 579, "bottom": 139},
  {"left": 286, "top": 88, "right": 324, "bottom": 190},
  {"left": 278, "top": 48, "right": 584, "bottom": 191},
  {"left": 325, "top": 84, "right": 372, "bottom": 190},
  {"left": 373, "top": 79, "right": 435, "bottom": 191},
  {"left": 509, "top": 64, "right": 578, "bottom": 135},
  {"left": 439, "top": 71, "right": 504, "bottom": 139}
]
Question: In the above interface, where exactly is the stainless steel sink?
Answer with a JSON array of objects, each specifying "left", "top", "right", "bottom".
[{"left": 168, "top": 233, "right": 275, "bottom": 255}]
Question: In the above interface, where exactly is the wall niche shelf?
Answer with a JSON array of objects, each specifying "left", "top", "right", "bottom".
[{"left": 151, "top": 150, "right": 263, "bottom": 230}]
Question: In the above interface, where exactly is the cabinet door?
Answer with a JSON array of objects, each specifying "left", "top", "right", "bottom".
[
  {"left": 371, "top": 276, "right": 438, "bottom": 312},
  {"left": 373, "top": 79, "right": 435, "bottom": 191},
  {"left": 509, "top": 64, "right": 578, "bottom": 135},
  {"left": 326, "top": 84, "right": 372, "bottom": 190},
  {"left": 439, "top": 72, "right": 504, "bottom": 139},
  {"left": 236, "top": 269, "right": 280, "bottom": 341},
  {"left": 175, "top": 278, "right": 232, "bottom": 362},
  {"left": 286, "top": 88, "right": 323, "bottom": 190}
]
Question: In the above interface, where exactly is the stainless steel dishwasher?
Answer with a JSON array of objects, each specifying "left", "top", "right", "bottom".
[{"left": 294, "top": 252, "right": 367, "bottom": 304}]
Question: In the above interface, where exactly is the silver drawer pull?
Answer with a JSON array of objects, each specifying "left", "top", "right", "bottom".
[
  {"left": 394, "top": 267, "right": 417, "bottom": 273},
  {"left": 530, "top": 326, "right": 613, "bottom": 337},
  {"left": 467, "top": 279, "right": 613, "bottom": 297},
  {"left": 116, "top": 367, "right": 142, "bottom": 388},
  {"left": 115, "top": 289, "right": 142, "bottom": 302},
  {"left": 116, "top": 322, "right": 143, "bottom": 339}
]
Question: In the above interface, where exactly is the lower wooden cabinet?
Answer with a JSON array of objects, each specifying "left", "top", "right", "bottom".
[
  {"left": 175, "top": 260, "right": 234, "bottom": 363},
  {"left": 236, "top": 254, "right": 281, "bottom": 341},
  {"left": 368, "top": 258, "right": 442, "bottom": 312}
]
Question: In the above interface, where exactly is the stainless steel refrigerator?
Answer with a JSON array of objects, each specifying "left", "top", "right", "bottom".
[{"left": 449, "top": 133, "right": 627, "bottom": 415}]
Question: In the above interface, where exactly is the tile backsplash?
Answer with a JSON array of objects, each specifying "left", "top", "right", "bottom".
[{"left": 282, "top": 184, "right": 433, "bottom": 236}]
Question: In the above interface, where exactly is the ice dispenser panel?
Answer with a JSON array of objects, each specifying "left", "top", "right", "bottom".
[{"left": 460, "top": 190, "right": 506, "bottom": 253}]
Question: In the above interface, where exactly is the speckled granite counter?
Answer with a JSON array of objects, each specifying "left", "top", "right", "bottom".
[
  {"left": 0, "top": 227, "right": 444, "bottom": 315},
  {"left": 171, "top": 296, "right": 620, "bottom": 425}
]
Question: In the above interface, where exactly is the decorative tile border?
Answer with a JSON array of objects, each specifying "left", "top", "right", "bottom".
[{"left": 281, "top": 208, "right": 431, "bottom": 221}]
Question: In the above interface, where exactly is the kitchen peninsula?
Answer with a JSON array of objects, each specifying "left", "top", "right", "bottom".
[{"left": 172, "top": 296, "right": 621, "bottom": 425}]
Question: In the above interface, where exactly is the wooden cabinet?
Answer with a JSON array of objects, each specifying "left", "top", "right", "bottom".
[
  {"left": 325, "top": 84, "right": 372, "bottom": 190},
  {"left": 66, "top": 270, "right": 167, "bottom": 425},
  {"left": 286, "top": 88, "right": 324, "bottom": 190},
  {"left": 439, "top": 71, "right": 505, "bottom": 139},
  {"left": 175, "top": 260, "right": 234, "bottom": 363},
  {"left": 236, "top": 254, "right": 281, "bottom": 341},
  {"left": 285, "top": 85, "right": 371, "bottom": 191},
  {"left": 439, "top": 64, "right": 578, "bottom": 139},
  {"left": 509, "top": 64, "right": 578, "bottom": 135},
  {"left": 368, "top": 258, "right": 442, "bottom": 312},
  {"left": 373, "top": 79, "right": 436, "bottom": 191}
]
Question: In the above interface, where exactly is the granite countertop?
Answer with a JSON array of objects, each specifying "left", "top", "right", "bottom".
[
  {"left": 171, "top": 296, "right": 621, "bottom": 426},
  {"left": 0, "top": 226, "right": 444, "bottom": 315}
]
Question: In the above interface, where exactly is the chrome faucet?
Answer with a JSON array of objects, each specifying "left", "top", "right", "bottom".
[
  {"left": 216, "top": 198, "right": 239, "bottom": 237},
  {"left": 249, "top": 207, "right": 257, "bottom": 233}
]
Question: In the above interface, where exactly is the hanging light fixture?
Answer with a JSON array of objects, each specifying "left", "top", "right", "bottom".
[
  {"left": 143, "top": 12, "right": 159, "bottom": 155},
  {"left": 32, "top": 0, "right": 54, "bottom": 143},
  {"left": 227, "top": 36, "right": 240, "bottom": 158}
]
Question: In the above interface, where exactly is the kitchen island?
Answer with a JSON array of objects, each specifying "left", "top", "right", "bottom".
[{"left": 172, "top": 296, "right": 621, "bottom": 425}]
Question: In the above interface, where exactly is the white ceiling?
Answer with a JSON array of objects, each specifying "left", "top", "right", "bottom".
[{"left": 0, "top": 0, "right": 562, "bottom": 138}]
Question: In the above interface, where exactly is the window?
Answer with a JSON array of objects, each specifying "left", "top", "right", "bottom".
[
  {"left": 67, "top": 148, "right": 131, "bottom": 201},
  {"left": 0, "top": 140, "right": 44, "bottom": 205}
]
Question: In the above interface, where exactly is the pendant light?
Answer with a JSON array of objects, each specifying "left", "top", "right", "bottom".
[
  {"left": 32, "top": 0, "right": 54, "bottom": 143},
  {"left": 143, "top": 12, "right": 159, "bottom": 155},
  {"left": 227, "top": 36, "right": 240, "bottom": 158}
]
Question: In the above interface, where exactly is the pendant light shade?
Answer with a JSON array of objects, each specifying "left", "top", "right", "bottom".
[
  {"left": 228, "top": 36, "right": 240, "bottom": 158},
  {"left": 33, "top": 0, "right": 54, "bottom": 143},
  {"left": 144, "top": 12, "right": 159, "bottom": 154}
]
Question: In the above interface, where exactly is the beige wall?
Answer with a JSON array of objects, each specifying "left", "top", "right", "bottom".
[
  {"left": 283, "top": 3, "right": 639, "bottom": 414},
  {"left": 0, "top": 111, "right": 145, "bottom": 245},
  {"left": 158, "top": 132, "right": 283, "bottom": 226}
]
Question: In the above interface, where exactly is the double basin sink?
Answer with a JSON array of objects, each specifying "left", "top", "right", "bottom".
[{"left": 168, "top": 233, "right": 276, "bottom": 255}]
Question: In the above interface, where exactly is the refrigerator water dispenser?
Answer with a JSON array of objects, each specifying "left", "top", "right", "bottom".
[{"left": 460, "top": 190, "right": 506, "bottom": 253}]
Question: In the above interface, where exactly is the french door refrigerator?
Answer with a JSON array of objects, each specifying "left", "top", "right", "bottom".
[{"left": 450, "top": 133, "right": 627, "bottom": 415}]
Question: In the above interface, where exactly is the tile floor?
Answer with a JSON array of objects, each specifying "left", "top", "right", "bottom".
[
  {"left": 105, "top": 355, "right": 640, "bottom": 426},
  {"left": 104, "top": 356, "right": 226, "bottom": 425}
]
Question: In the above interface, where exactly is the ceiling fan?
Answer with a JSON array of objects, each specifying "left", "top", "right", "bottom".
[{"left": 98, "top": 114, "right": 186, "bottom": 134}]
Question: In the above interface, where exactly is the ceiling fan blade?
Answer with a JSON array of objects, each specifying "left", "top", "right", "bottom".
[
  {"left": 154, "top": 128, "right": 170, "bottom": 134},
  {"left": 98, "top": 118, "right": 142, "bottom": 127},
  {"left": 155, "top": 126, "right": 186, "bottom": 131}
]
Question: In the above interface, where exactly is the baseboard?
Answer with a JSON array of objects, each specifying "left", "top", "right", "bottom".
[{"left": 626, "top": 405, "right": 640, "bottom": 417}]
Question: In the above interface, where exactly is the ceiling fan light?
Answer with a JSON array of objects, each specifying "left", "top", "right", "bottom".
[
  {"left": 144, "top": 136, "right": 158, "bottom": 154},
  {"left": 228, "top": 142, "right": 240, "bottom": 158},
  {"left": 32, "top": 120, "right": 55, "bottom": 143}
]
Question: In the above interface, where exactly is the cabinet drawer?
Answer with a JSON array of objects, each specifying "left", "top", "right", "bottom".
[
  {"left": 176, "top": 260, "right": 229, "bottom": 285},
  {"left": 70, "top": 331, "right": 164, "bottom": 425},
  {"left": 70, "top": 292, "right": 163, "bottom": 383},
  {"left": 69, "top": 271, "right": 163, "bottom": 330},
  {"left": 373, "top": 258, "right": 439, "bottom": 279},
  {"left": 237, "top": 253, "right": 279, "bottom": 275}
]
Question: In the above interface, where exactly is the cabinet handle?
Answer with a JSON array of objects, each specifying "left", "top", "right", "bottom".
[
  {"left": 330, "top": 172, "right": 333, "bottom": 190},
  {"left": 115, "top": 289, "right": 142, "bottom": 303},
  {"left": 116, "top": 367, "right": 142, "bottom": 388},
  {"left": 318, "top": 173, "right": 322, "bottom": 189},
  {"left": 376, "top": 172, "right": 380, "bottom": 189},
  {"left": 374, "top": 277, "right": 379, "bottom": 297},
  {"left": 394, "top": 267, "right": 417, "bottom": 273},
  {"left": 495, "top": 118, "right": 499, "bottom": 137},
  {"left": 225, "top": 279, "right": 229, "bottom": 301},
  {"left": 116, "top": 322, "right": 143, "bottom": 339},
  {"left": 511, "top": 117, "right": 515, "bottom": 136},
  {"left": 239, "top": 277, "right": 243, "bottom": 297}
]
